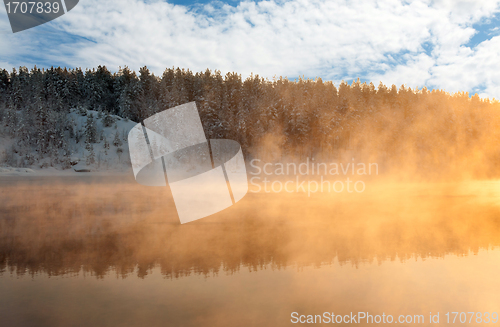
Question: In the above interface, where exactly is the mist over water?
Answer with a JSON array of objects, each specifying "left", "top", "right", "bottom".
[
  {"left": 1, "top": 175, "right": 500, "bottom": 326},
  {"left": 1, "top": 176, "right": 500, "bottom": 277}
]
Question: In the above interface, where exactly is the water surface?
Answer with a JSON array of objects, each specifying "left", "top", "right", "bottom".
[{"left": 1, "top": 176, "right": 500, "bottom": 326}]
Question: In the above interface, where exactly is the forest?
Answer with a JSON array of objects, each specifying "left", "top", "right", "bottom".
[{"left": 0, "top": 65, "right": 499, "bottom": 179}]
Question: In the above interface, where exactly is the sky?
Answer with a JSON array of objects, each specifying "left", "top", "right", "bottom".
[{"left": 0, "top": 0, "right": 499, "bottom": 99}]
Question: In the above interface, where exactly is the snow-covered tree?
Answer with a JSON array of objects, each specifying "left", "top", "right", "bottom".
[
  {"left": 85, "top": 113, "right": 97, "bottom": 144},
  {"left": 86, "top": 145, "right": 95, "bottom": 165},
  {"left": 113, "top": 131, "right": 122, "bottom": 147}
]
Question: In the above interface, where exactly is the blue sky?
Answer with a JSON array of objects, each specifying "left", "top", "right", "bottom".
[
  {"left": 168, "top": 0, "right": 235, "bottom": 5},
  {"left": 467, "top": 13, "right": 500, "bottom": 47},
  {"left": 1, "top": 0, "right": 500, "bottom": 99}
]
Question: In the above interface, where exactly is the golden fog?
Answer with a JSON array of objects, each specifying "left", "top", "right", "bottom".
[{"left": 1, "top": 176, "right": 500, "bottom": 279}]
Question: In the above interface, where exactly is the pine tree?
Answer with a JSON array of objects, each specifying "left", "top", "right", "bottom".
[
  {"left": 103, "top": 113, "right": 115, "bottom": 127},
  {"left": 85, "top": 138, "right": 92, "bottom": 151},
  {"left": 116, "top": 148, "right": 123, "bottom": 163},
  {"left": 104, "top": 138, "right": 110, "bottom": 155},
  {"left": 85, "top": 113, "right": 97, "bottom": 143},
  {"left": 113, "top": 131, "right": 122, "bottom": 147},
  {"left": 86, "top": 145, "right": 95, "bottom": 165}
]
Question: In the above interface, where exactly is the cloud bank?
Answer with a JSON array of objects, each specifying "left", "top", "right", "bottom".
[{"left": 1, "top": 0, "right": 499, "bottom": 98}]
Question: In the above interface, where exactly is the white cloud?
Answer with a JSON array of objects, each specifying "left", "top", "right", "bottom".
[
  {"left": 1, "top": 0, "right": 499, "bottom": 98},
  {"left": 370, "top": 53, "right": 435, "bottom": 89},
  {"left": 51, "top": 0, "right": 437, "bottom": 76},
  {"left": 430, "top": 35, "right": 500, "bottom": 99}
]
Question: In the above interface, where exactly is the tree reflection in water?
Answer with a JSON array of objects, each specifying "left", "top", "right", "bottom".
[{"left": 1, "top": 176, "right": 500, "bottom": 279}]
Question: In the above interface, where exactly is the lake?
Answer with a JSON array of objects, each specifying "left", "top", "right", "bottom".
[{"left": 1, "top": 176, "right": 500, "bottom": 326}]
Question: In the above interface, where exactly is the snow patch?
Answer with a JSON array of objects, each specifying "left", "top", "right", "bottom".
[
  {"left": 0, "top": 109, "right": 138, "bottom": 176},
  {"left": 0, "top": 167, "right": 35, "bottom": 174}
]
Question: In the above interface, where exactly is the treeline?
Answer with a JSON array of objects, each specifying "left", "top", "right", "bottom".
[{"left": 0, "top": 65, "right": 499, "bottom": 178}]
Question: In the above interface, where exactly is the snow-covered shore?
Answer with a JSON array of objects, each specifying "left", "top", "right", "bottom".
[
  {"left": 1, "top": 108, "right": 137, "bottom": 176},
  {"left": 0, "top": 166, "right": 132, "bottom": 177}
]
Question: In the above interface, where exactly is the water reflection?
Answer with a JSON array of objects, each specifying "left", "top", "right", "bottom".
[{"left": 1, "top": 176, "right": 500, "bottom": 279}]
